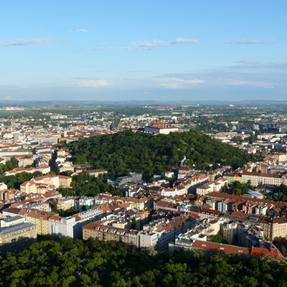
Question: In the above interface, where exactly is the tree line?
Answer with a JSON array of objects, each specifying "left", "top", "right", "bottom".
[{"left": 0, "top": 238, "right": 286, "bottom": 287}]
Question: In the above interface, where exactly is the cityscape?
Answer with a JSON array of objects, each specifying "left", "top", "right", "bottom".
[{"left": 1, "top": 1, "right": 287, "bottom": 286}]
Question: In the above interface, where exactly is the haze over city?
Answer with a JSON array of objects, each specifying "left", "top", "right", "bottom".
[{"left": 1, "top": 0, "right": 287, "bottom": 102}]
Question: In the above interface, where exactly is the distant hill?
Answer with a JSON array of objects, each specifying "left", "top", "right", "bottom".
[{"left": 68, "top": 130, "right": 257, "bottom": 180}]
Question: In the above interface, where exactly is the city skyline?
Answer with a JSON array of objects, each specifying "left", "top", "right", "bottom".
[{"left": 0, "top": 0, "right": 287, "bottom": 101}]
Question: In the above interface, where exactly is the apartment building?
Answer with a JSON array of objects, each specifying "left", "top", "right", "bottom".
[
  {"left": 196, "top": 179, "right": 227, "bottom": 196},
  {"left": 203, "top": 192, "right": 287, "bottom": 217},
  {"left": 144, "top": 122, "right": 178, "bottom": 135},
  {"left": 83, "top": 222, "right": 140, "bottom": 247},
  {"left": 3, "top": 208, "right": 51, "bottom": 235},
  {"left": 0, "top": 183, "right": 8, "bottom": 191},
  {"left": 83, "top": 216, "right": 194, "bottom": 252},
  {"left": 170, "top": 218, "right": 283, "bottom": 259},
  {"left": 241, "top": 171, "right": 287, "bottom": 187},
  {"left": 20, "top": 175, "right": 72, "bottom": 194},
  {"left": 0, "top": 216, "right": 37, "bottom": 247},
  {"left": 49, "top": 208, "right": 104, "bottom": 238},
  {"left": 260, "top": 217, "right": 287, "bottom": 240},
  {"left": 14, "top": 155, "right": 34, "bottom": 167},
  {"left": 202, "top": 192, "right": 287, "bottom": 240}
]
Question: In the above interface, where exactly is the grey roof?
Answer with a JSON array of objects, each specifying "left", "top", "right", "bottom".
[
  {"left": 0, "top": 222, "right": 35, "bottom": 235},
  {"left": 2, "top": 215, "right": 23, "bottom": 223}
]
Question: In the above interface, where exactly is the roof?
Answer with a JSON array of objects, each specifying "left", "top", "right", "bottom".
[
  {"left": 191, "top": 240, "right": 284, "bottom": 260},
  {"left": 242, "top": 171, "right": 284, "bottom": 179},
  {"left": 0, "top": 222, "right": 35, "bottom": 234},
  {"left": 2, "top": 215, "right": 23, "bottom": 222},
  {"left": 251, "top": 246, "right": 284, "bottom": 259},
  {"left": 205, "top": 192, "right": 287, "bottom": 208},
  {"left": 192, "top": 240, "right": 249, "bottom": 256}
]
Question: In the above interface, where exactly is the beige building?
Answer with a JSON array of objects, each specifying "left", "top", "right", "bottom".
[
  {"left": 88, "top": 169, "right": 108, "bottom": 177},
  {"left": 57, "top": 198, "right": 75, "bottom": 211},
  {"left": 0, "top": 189, "right": 18, "bottom": 202},
  {"left": 196, "top": 179, "right": 227, "bottom": 196},
  {"left": 0, "top": 216, "right": 37, "bottom": 246},
  {"left": 15, "top": 155, "right": 34, "bottom": 167},
  {"left": 0, "top": 182, "right": 8, "bottom": 191},
  {"left": 3, "top": 208, "right": 53, "bottom": 236},
  {"left": 20, "top": 175, "right": 72, "bottom": 194},
  {"left": 261, "top": 217, "right": 287, "bottom": 240},
  {"left": 242, "top": 171, "right": 286, "bottom": 187},
  {"left": 21, "top": 210, "right": 51, "bottom": 235},
  {"left": 223, "top": 173, "right": 242, "bottom": 184},
  {"left": 83, "top": 221, "right": 140, "bottom": 247}
]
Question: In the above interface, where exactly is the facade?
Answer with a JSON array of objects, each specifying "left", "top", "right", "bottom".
[
  {"left": 241, "top": 171, "right": 287, "bottom": 187},
  {"left": 0, "top": 216, "right": 37, "bottom": 247},
  {"left": 88, "top": 169, "right": 108, "bottom": 177},
  {"left": 261, "top": 217, "right": 287, "bottom": 240},
  {"left": 16, "top": 155, "right": 34, "bottom": 167},
  {"left": 83, "top": 216, "right": 194, "bottom": 252},
  {"left": 83, "top": 223, "right": 140, "bottom": 247},
  {"left": 0, "top": 182, "right": 8, "bottom": 191},
  {"left": 57, "top": 198, "right": 75, "bottom": 211},
  {"left": 21, "top": 210, "right": 50, "bottom": 235},
  {"left": 20, "top": 175, "right": 72, "bottom": 194},
  {"left": 3, "top": 208, "right": 51, "bottom": 235},
  {"left": 196, "top": 179, "right": 227, "bottom": 196},
  {"left": 170, "top": 218, "right": 283, "bottom": 259},
  {"left": 144, "top": 122, "right": 178, "bottom": 135},
  {"left": 49, "top": 208, "right": 104, "bottom": 238}
]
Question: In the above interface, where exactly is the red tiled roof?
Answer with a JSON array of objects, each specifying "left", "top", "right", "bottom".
[
  {"left": 192, "top": 240, "right": 284, "bottom": 260},
  {"left": 251, "top": 246, "right": 284, "bottom": 259},
  {"left": 192, "top": 240, "right": 249, "bottom": 256}
]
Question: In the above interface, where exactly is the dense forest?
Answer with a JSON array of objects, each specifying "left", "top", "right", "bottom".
[
  {"left": 0, "top": 238, "right": 286, "bottom": 287},
  {"left": 68, "top": 130, "right": 257, "bottom": 180}
]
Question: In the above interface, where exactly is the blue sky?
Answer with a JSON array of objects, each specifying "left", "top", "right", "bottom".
[{"left": 0, "top": 0, "right": 286, "bottom": 102}]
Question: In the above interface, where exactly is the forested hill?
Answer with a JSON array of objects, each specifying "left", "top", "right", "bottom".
[
  {"left": 0, "top": 238, "right": 286, "bottom": 287},
  {"left": 68, "top": 130, "right": 257, "bottom": 179}
]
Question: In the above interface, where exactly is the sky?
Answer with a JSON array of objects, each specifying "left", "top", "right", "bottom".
[{"left": 0, "top": 0, "right": 287, "bottom": 102}]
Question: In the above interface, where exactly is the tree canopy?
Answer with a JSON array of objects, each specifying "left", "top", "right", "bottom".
[
  {"left": 68, "top": 130, "right": 257, "bottom": 180},
  {"left": 0, "top": 238, "right": 286, "bottom": 287},
  {"left": 264, "top": 185, "right": 287, "bottom": 202},
  {"left": 0, "top": 157, "right": 18, "bottom": 175},
  {"left": 59, "top": 173, "right": 123, "bottom": 197},
  {"left": 0, "top": 171, "right": 42, "bottom": 189},
  {"left": 221, "top": 181, "right": 251, "bottom": 195}
]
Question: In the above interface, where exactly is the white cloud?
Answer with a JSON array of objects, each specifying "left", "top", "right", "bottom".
[
  {"left": 133, "top": 37, "right": 199, "bottom": 50},
  {"left": 133, "top": 40, "right": 166, "bottom": 50},
  {"left": 228, "top": 40, "right": 272, "bottom": 45},
  {"left": 0, "top": 38, "right": 48, "bottom": 47},
  {"left": 228, "top": 80, "right": 274, "bottom": 88},
  {"left": 92, "top": 37, "right": 199, "bottom": 51},
  {"left": 170, "top": 37, "right": 199, "bottom": 45},
  {"left": 77, "top": 79, "right": 111, "bottom": 88},
  {"left": 159, "top": 78, "right": 205, "bottom": 89},
  {"left": 76, "top": 28, "right": 89, "bottom": 33}
]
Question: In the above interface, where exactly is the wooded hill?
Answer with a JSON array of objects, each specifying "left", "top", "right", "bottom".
[{"left": 68, "top": 130, "right": 257, "bottom": 180}]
